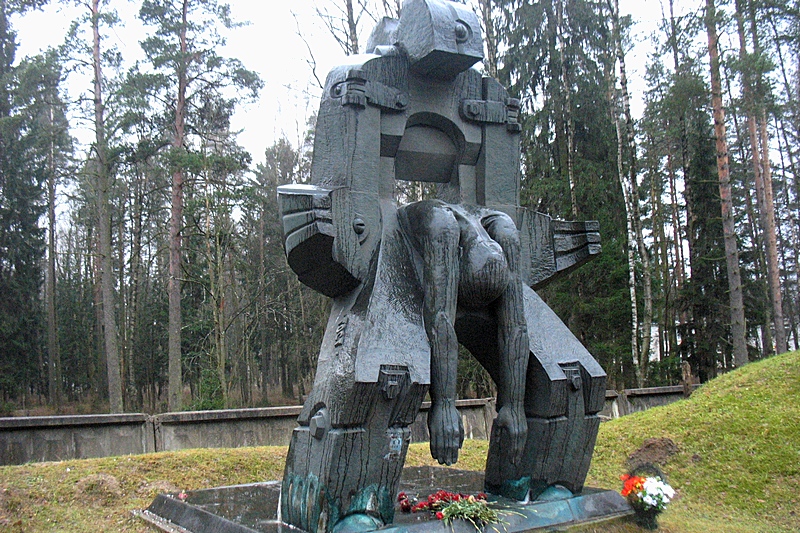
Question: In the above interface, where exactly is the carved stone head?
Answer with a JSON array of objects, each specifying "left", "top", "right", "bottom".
[{"left": 366, "top": 0, "right": 484, "bottom": 80}]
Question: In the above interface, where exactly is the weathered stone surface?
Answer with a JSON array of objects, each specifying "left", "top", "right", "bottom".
[
  {"left": 275, "top": 0, "right": 607, "bottom": 531},
  {"left": 0, "top": 413, "right": 154, "bottom": 465},
  {"left": 138, "top": 468, "right": 632, "bottom": 533}
]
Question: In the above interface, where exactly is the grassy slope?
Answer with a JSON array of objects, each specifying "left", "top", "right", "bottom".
[
  {"left": 587, "top": 350, "right": 800, "bottom": 532},
  {"left": 1, "top": 351, "right": 798, "bottom": 532}
]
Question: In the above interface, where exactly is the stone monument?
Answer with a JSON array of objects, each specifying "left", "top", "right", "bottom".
[{"left": 277, "top": 1, "right": 606, "bottom": 531}]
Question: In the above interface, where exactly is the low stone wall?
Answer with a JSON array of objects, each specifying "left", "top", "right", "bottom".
[
  {"left": 155, "top": 406, "right": 302, "bottom": 451},
  {"left": 0, "top": 399, "right": 494, "bottom": 465},
  {"left": 0, "top": 413, "right": 155, "bottom": 466},
  {"left": 601, "top": 385, "right": 697, "bottom": 419},
  {"left": 0, "top": 387, "right": 693, "bottom": 465}
]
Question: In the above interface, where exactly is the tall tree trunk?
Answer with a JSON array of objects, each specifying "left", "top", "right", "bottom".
[
  {"left": 258, "top": 204, "right": 269, "bottom": 405},
  {"left": 129, "top": 168, "right": 145, "bottom": 405},
  {"left": 479, "top": 0, "right": 498, "bottom": 78},
  {"left": 706, "top": 0, "right": 748, "bottom": 367},
  {"left": 666, "top": 151, "right": 686, "bottom": 293},
  {"left": 735, "top": 0, "right": 786, "bottom": 354},
  {"left": 776, "top": 117, "right": 800, "bottom": 348},
  {"left": 46, "top": 107, "right": 60, "bottom": 407},
  {"left": 117, "top": 184, "right": 129, "bottom": 408},
  {"left": 168, "top": 0, "right": 189, "bottom": 411},
  {"left": 206, "top": 182, "right": 229, "bottom": 409},
  {"left": 607, "top": 66, "right": 639, "bottom": 385},
  {"left": 92, "top": 0, "right": 122, "bottom": 413},
  {"left": 758, "top": 110, "right": 786, "bottom": 353},
  {"left": 668, "top": 0, "right": 695, "bottom": 268},
  {"left": 613, "top": 0, "right": 653, "bottom": 376},
  {"left": 608, "top": 0, "right": 652, "bottom": 385},
  {"left": 557, "top": 0, "right": 578, "bottom": 218},
  {"left": 345, "top": 0, "right": 359, "bottom": 54}
]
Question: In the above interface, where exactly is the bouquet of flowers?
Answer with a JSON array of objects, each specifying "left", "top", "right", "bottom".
[
  {"left": 620, "top": 474, "right": 675, "bottom": 512},
  {"left": 620, "top": 471, "right": 675, "bottom": 529},
  {"left": 397, "top": 490, "right": 499, "bottom": 529}
]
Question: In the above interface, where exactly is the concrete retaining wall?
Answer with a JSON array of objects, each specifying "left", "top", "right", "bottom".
[
  {"left": 155, "top": 406, "right": 303, "bottom": 451},
  {"left": 601, "top": 385, "right": 697, "bottom": 419},
  {"left": 0, "top": 387, "right": 692, "bottom": 465},
  {"left": 0, "top": 413, "right": 155, "bottom": 465},
  {"left": 0, "top": 399, "right": 494, "bottom": 465}
]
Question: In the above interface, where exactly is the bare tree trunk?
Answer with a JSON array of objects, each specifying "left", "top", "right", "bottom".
[
  {"left": 168, "top": 0, "right": 189, "bottom": 412},
  {"left": 609, "top": 0, "right": 652, "bottom": 385},
  {"left": 345, "top": 0, "right": 359, "bottom": 54},
  {"left": 92, "top": 0, "right": 122, "bottom": 413},
  {"left": 668, "top": 0, "right": 695, "bottom": 270},
  {"left": 666, "top": 152, "right": 686, "bottom": 292},
  {"left": 758, "top": 110, "right": 786, "bottom": 353},
  {"left": 129, "top": 167, "right": 145, "bottom": 406},
  {"left": 776, "top": 117, "right": 800, "bottom": 347},
  {"left": 706, "top": 0, "right": 748, "bottom": 367},
  {"left": 614, "top": 0, "right": 652, "bottom": 375},
  {"left": 479, "top": 0, "right": 498, "bottom": 78},
  {"left": 735, "top": 0, "right": 786, "bottom": 354},
  {"left": 46, "top": 107, "right": 60, "bottom": 407},
  {"left": 258, "top": 204, "right": 269, "bottom": 405},
  {"left": 606, "top": 64, "right": 639, "bottom": 384},
  {"left": 118, "top": 184, "right": 129, "bottom": 408},
  {"left": 205, "top": 181, "right": 229, "bottom": 409},
  {"left": 557, "top": 0, "right": 578, "bottom": 218}
]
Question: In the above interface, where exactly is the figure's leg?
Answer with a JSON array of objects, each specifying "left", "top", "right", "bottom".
[
  {"left": 400, "top": 201, "right": 464, "bottom": 466},
  {"left": 482, "top": 211, "right": 529, "bottom": 495}
]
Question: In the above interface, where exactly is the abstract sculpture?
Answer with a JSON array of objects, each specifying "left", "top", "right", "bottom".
[{"left": 277, "top": 1, "right": 606, "bottom": 531}]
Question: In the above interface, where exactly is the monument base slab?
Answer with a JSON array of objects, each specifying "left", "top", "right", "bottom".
[{"left": 136, "top": 467, "right": 632, "bottom": 533}]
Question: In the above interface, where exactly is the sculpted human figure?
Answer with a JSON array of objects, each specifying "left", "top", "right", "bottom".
[
  {"left": 398, "top": 201, "right": 528, "bottom": 467},
  {"left": 276, "top": 1, "right": 606, "bottom": 531}
]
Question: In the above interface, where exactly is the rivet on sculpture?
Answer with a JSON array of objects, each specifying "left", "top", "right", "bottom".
[{"left": 277, "top": 1, "right": 605, "bottom": 531}]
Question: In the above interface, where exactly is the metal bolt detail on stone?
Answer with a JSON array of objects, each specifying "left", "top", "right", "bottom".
[{"left": 276, "top": 1, "right": 605, "bottom": 532}]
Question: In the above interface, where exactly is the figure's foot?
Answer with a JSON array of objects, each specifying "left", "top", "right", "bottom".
[
  {"left": 494, "top": 404, "right": 527, "bottom": 465},
  {"left": 535, "top": 485, "right": 575, "bottom": 502},
  {"left": 331, "top": 513, "right": 383, "bottom": 533},
  {"left": 485, "top": 476, "right": 531, "bottom": 502},
  {"left": 428, "top": 399, "right": 464, "bottom": 465}
]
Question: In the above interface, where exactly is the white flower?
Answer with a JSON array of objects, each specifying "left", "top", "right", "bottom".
[{"left": 635, "top": 476, "right": 675, "bottom": 512}]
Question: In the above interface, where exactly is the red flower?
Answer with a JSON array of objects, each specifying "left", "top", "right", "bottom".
[
  {"left": 435, "top": 511, "right": 444, "bottom": 520},
  {"left": 620, "top": 475, "right": 645, "bottom": 498},
  {"left": 397, "top": 492, "right": 407, "bottom": 502}
]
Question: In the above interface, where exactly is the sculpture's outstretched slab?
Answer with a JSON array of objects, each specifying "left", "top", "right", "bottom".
[{"left": 277, "top": 1, "right": 605, "bottom": 531}]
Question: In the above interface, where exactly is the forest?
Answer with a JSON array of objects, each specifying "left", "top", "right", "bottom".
[{"left": 0, "top": 0, "right": 797, "bottom": 415}]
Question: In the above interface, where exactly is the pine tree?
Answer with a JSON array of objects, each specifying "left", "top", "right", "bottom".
[
  {"left": 139, "top": 0, "right": 261, "bottom": 411},
  {"left": 0, "top": 0, "right": 53, "bottom": 402},
  {"left": 705, "top": 0, "right": 748, "bottom": 368}
]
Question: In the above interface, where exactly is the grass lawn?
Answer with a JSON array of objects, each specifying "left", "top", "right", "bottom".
[{"left": 1, "top": 351, "right": 798, "bottom": 532}]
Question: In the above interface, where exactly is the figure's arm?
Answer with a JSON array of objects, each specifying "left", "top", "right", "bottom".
[
  {"left": 401, "top": 202, "right": 464, "bottom": 466},
  {"left": 484, "top": 213, "right": 529, "bottom": 465}
]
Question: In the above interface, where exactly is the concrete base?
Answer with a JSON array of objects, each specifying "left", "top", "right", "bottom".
[{"left": 136, "top": 467, "right": 632, "bottom": 533}]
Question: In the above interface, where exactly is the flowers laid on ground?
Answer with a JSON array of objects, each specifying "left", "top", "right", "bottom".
[
  {"left": 620, "top": 474, "right": 675, "bottom": 512},
  {"left": 397, "top": 490, "right": 499, "bottom": 529},
  {"left": 620, "top": 470, "right": 676, "bottom": 530}
]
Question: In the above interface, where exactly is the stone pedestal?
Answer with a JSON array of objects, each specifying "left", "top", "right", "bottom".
[{"left": 137, "top": 467, "right": 632, "bottom": 533}]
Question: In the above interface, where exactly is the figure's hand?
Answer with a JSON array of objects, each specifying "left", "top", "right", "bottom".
[
  {"left": 494, "top": 404, "right": 527, "bottom": 466},
  {"left": 428, "top": 399, "right": 464, "bottom": 465}
]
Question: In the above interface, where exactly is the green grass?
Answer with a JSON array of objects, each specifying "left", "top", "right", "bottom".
[
  {"left": 586, "top": 350, "right": 800, "bottom": 532},
  {"left": 1, "top": 351, "right": 799, "bottom": 532}
]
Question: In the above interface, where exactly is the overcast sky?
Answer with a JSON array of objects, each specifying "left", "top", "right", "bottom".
[{"left": 11, "top": 1, "right": 698, "bottom": 166}]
